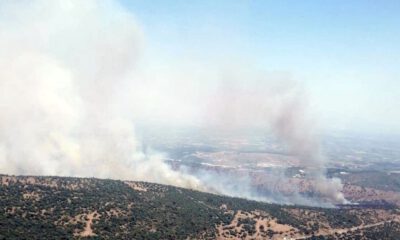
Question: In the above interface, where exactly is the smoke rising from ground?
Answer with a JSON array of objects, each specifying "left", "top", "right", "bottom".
[
  {"left": 270, "top": 85, "right": 346, "bottom": 204},
  {"left": 0, "top": 0, "right": 203, "bottom": 190},
  {"left": 202, "top": 75, "right": 347, "bottom": 204},
  {"left": 0, "top": 0, "right": 345, "bottom": 205}
]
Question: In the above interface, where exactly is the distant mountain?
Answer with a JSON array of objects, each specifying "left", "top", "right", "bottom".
[{"left": 1, "top": 174, "right": 399, "bottom": 239}]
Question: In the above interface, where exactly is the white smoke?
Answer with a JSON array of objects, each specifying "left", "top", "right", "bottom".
[
  {"left": 203, "top": 73, "right": 347, "bottom": 204},
  {"left": 269, "top": 83, "right": 347, "bottom": 204},
  {"left": 0, "top": 0, "right": 346, "bottom": 205},
  {"left": 0, "top": 0, "right": 203, "bottom": 190}
]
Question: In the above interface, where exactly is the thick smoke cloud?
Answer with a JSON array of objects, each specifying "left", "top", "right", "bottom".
[
  {"left": 0, "top": 0, "right": 203, "bottom": 190},
  {"left": 0, "top": 0, "right": 345, "bottom": 205}
]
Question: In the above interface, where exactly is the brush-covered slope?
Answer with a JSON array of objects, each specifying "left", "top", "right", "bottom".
[{"left": 1, "top": 175, "right": 399, "bottom": 240}]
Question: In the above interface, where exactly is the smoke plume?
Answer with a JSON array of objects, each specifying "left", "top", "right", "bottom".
[
  {"left": 203, "top": 73, "right": 347, "bottom": 204},
  {"left": 0, "top": 0, "right": 346, "bottom": 205},
  {"left": 270, "top": 83, "right": 347, "bottom": 204},
  {"left": 0, "top": 0, "right": 203, "bottom": 190}
]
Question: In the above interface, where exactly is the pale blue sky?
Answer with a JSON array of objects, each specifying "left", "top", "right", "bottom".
[{"left": 119, "top": 0, "right": 400, "bottom": 134}]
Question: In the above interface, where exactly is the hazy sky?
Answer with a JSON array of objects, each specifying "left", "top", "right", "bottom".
[{"left": 120, "top": 0, "right": 400, "bottom": 134}]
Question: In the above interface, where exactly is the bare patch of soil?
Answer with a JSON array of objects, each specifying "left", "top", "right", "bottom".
[{"left": 124, "top": 181, "right": 148, "bottom": 192}]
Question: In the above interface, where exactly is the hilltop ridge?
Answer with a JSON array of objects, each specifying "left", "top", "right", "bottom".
[{"left": 1, "top": 174, "right": 399, "bottom": 239}]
